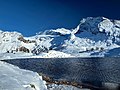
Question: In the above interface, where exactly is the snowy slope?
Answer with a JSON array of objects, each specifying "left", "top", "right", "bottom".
[
  {"left": 0, "top": 61, "right": 47, "bottom": 90},
  {"left": 0, "top": 17, "right": 120, "bottom": 58},
  {"left": 0, "top": 30, "right": 36, "bottom": 53},
  {"left": 0, "top": 31, "right": 21, "bottom": 53}
]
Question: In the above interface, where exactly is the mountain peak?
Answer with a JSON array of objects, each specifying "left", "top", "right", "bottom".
[
  {"left": 74, "top": 17, "right": 120, "bottom": 36},
  {"left": 1, "top": 17, "right": 120, "bottom": 58}
]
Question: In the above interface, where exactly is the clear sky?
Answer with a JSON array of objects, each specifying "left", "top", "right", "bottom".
[{"left": 0, "top": 0, "right": 120, "bottom": 36}]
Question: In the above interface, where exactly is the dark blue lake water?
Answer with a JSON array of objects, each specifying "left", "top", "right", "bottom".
[{"left": 3, "top": 58, "right": 120, "bottom": 87}]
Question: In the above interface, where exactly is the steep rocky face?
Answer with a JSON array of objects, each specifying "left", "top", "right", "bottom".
[
  {"left": 18, "top": 36, "right": 36, "bottom": 43},
  {"left": 75, "top": 17, "right": 104, "bottom": 34},
  {"left": 74, "top": 17, "right": 120, "bottom": 43}
]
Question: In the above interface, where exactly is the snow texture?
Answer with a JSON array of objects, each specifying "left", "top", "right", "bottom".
[{"left": 0, "top": 61, "right": 47, "bottom": 90}]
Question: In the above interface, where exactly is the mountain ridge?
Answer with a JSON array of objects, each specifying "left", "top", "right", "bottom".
[{"left": 0, "top": 17, "right": 120, "bottom": 59}]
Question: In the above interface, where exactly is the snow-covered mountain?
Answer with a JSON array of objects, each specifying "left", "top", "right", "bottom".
[{"left": 1, "top": 17, "right": 120, "bottom": 59}]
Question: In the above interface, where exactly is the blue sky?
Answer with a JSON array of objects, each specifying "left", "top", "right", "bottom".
[{"left": 0, "top": 0, "right": 120, "bottom": 36}]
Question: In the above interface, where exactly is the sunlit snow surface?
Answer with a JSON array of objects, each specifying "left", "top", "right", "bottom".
[{"left": 0, "top": 61, "right": 47, "bottom": 90}]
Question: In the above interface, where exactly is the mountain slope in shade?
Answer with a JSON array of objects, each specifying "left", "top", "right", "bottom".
[{"left": 0, "top": 17, "right": 120, "bottom": 59}]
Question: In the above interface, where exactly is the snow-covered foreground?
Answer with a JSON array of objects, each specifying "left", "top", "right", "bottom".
[{"left": 0, "top": 61, "right": 47, "bottom": 90}]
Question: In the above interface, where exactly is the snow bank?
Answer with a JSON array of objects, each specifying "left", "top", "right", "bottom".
[
  {"left": 47, "top": 84, "right": 90, "bottom": 90},
  {"left": 0, "top": 61, "right": 47, "bottom": 90}
]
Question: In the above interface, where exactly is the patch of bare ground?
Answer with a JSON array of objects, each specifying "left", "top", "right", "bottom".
[{"left": 39, "top": 73, "right": 106, "bottom": 90}]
